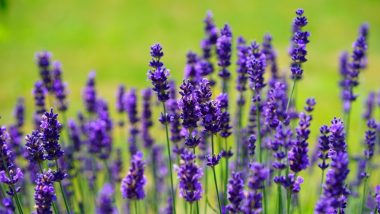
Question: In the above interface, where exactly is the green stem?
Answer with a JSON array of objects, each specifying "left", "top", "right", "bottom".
[
  {"left": 190, "top": 203, "right": 193, "bottom": 214},
  {"left": 344, "top": 110, "right": 351, "bottom": 147},
  {"left": 286, "top": 80, "right": 297, "bottom": 112},
  {"left": 196, "top": 201, "right": 199, "bottom": 214},
  {"left": 1, "top": 159, "right": 23, "bottom": 214},
  {"left": 134, "top": 200, "right": 138, "bottom": 214},
  {"left": 55, "top": 160, "right": 71, "bottom": 213},
  {"left": 277, "top": 183, "right": 283, "bottom": 214},
  {"left": 204, "top": 167, "right": 208, "bottom": 214},
  {"left": 211, "top": 135, "right": 222, "bottom": 214},
  {"left": 263, "top": 186, "right": 268, "bottom": 214},
  {"left": 162, "top": 103, "right": 176, "bottom": 214},
  {"left": 320, "top": 169, "right": 325, "bottom": 191},
  {"left": 223, "top": 138, "right": 229, "bottom": 205},
  {"left": 212, "top": 167, "right": 222, "bottom": 214},
  {"left": 361, "top": 177, "right": 368, "bottom": 213},
  {"left": 287, "top": 189, "right": 291, "bottom": 214},
  {"left": 235, "top": 92, "right": 244, "bottom": 171},
  {"left": 151, "top": 152, "right": 159, "bottom": 214},
  {"left": 255, "top": 101, "right": 262, "bottom": 163}
]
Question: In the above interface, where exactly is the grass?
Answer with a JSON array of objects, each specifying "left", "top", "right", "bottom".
[{"left": 0, "top": 0, "right": 380, "bottom": 212}]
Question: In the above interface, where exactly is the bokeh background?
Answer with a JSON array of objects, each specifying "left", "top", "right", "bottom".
[{"left": 0, "top": 0, "right": 379, "bottom": 212}]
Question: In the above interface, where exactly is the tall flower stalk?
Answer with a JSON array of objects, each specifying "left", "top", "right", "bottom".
[
  {"left": 287, "top": 9, "right": 310, "bottom": 111},
  {"left": 148, "top": 43, "right": 176, "bottom": 214}
]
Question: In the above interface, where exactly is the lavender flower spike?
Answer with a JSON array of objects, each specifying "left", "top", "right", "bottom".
[
  {"left": 176, "top": 149, "right": 203, "bottom": 203},
  {"left": 148, "top": 43, "right": 170, "bottom": 102},
  {"left": 34, "top": 170, "right": 56, "bottom": 214},
  {"left": 40, "top": 108, "right": 64, "bottom": 160},
  {"left": 52, "top": 61, "right": 68, "bottom": 112},
  {"left": 217, "top": 24, "right": 232, "bottom": 93},
  {"left": 97, "top": 183, "right": 116, "bottom": 214},
  {"left": 226, "top": 172, "right": 245, "bottom": 213},
  {"left": 244, "top": 162, "right": 269, "bottom": 213},
  {"left": 121, "top": 151, "right": 146, "bottom": 200},
  {"left": 25, "top": 130, "right": 45, "bottom": 164},
  {"left": 36, "top": 51, "right": 53, "bottom": 91},
  {"left": 82, "top": 71, "right": 97, "bottom": 113},
  {"left": 290, "top": 9, "right": 310, "bottom": 80}
]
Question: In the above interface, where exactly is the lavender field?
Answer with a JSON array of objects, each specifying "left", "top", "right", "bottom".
[{"left": 0, "top": 0, "right": 380, "bottom": 213}]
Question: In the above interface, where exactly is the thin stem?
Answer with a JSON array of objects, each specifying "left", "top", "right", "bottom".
[
  {"left": 286, "top": 80, "right": 297, "bottom": 112},
  {"left": 134, "top": 200, "right": 138, "bottom": 214},
  {"left": 55, "top": 160, "right": 71, "bottom": 213},
  {"left": 162, "top": 103, "right": 176, "bottom": 214},
  {"left": 361, "top": 177, "right": 368, "bottom": 213},
  {"left": 320, "top": 169, "right": 325, "bottom": 190},
  {"left": 1, "top": 160, "right": 23, "bottom": 214},
  {"left": 287, "top": 189, "right": 291, "bottom": 214},
  {"left": 151, "top": 152, "right": 159, "bottom": 214},
  {"left": 344, "top": 110, "right": 351, "bottom": 147},
  {"left": 235, "top": 92, "right": 244, "bottom": 170},
  {"left": 255, "top": 101, "right": 262, "bottom": 163},
  {"left": 190, "top": 203, "right": 193, "bottom": 214},
  {"left": 212, "top": 167, "right": 222, "bottom": 214},
  {"left": 196, "top": 201, "right": 199, "bottom": 214},
  {"left": 204, "top": 167, "right": 208, "bottom": 214},
  {"left": 277, "top": 183, "right": 283, "bottom": 214},
  {"left": 263, "top": 186, "right": 268, "bottom": 214},
  {"left": 210, "top": 135, "right": 222, "bottom": 214},
  {"left": 223, "top": 138, "right": 229, "bottom": 205}
]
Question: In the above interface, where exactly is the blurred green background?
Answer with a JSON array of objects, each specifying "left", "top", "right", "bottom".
[{"left": 0, "top": 0, "right": 379, "bottom": 212}]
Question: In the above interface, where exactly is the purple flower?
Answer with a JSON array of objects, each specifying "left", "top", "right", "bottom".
[
  {"left": 52, "top": 61, "right": 68, "bottom": 112},
  {"left": 247, "top": 135, "right": 256, "bottom": 157},
  {"left": 87, "top": 120, "right": 112, "bottom": 160},
  {"left": 141, "top": 88, "right": 154, "bottom": 148},
  {"left": 262, "top": 34, "right": 279, "bottom": 83},
  {"left": 149, "top": 43, "right": 164, "bottom": 69},
  {"left": 116, "top": 84, "right": 126, "bottom": 113},
  {"left": 270, "top": 123, "right": 292, "bottom": 171},
  {"left": 34, "top": 170, "right": 56, "bottom": 214},
  {"left": 264, "top": 81, "right": 287, "bottom": 129},
  {"left": 96, "top": 99, "right": 113, "bottom": 132},
  {"left": 13, "top": 97, "right": 25, "bottom": 128},
  {"left": 288, "top": 111, "right": 312, "bottom": 173},
  {"left": 40, "top": 108, "right": 64, "bottom": 160},
  {"left": 374, "top": 186, "right": 380, "bottom": 213},
  {"left": 68, "top": 119, "right": 82, "bottom": 152},
  {"left": 363, "top": 91, "right": 375, "bottom": 120},
  {"left": 151, "top": 145, "right": 168, "bottom": 193},
  {"left": 317, "top": 125, "right": 330, "bottom": 170},
  {"left": 121, "top": 152, "right": 146, "bottom": 200},
  {"left": 203, "top": 11, "right": 218, "bottom": 45},
  {"left": 304, "top": 98, "right": 316, "bottom": 112},
  {"left": 167, "top": 81, "right": 182, "bottom": 146},
  {"left": 111, "top": 149, "right": 123, "bottom": 183},
  {"left": 217, "top": 93, "right": 231, "bottom": 138},
  {"left": 290, "top": 9, "right": 310, "bottom": 80},
  {"left": 196, "top": 79, "right": 212, "bottom": 105},
  {"left": 125, "top": 89, "right": 139, "bottom": 155},
  {"left": 226, "top": 172, "right": 245, "bottom": 213},
  {"left": 148, "top": 44, "right": 170, "bottom": 102},
  {"left": 33, "top": 81, "right": 47, "bottom": 127},
  {"left": 82, "top": 71, "right": 97, "bottom": 113},
  {"left": 236, "top": 36, "right": 249, "bottom": 96},
  {"left": 206, "top": 153, "right": 222, "bottom": 167},
  {"left": 179, "top": 80, "right": 200, "bottom": 130},
  {"left": 315, "top": 118, "right": 350, "bottom": 214},
  {"left": 244, "top": 162, "right": 269, "bottom": 213},
  {"left": 364, "top": 119, "right": 377, "bottom": 160},
  {"left": 176, "top": 149, "right": 203, "bottom": 202},
  {"left": 184, "top": 51, "right": 200, "bottom": 84},
  {"left": 216, "top": 24, "right": 232, "bottom": 88},
  {"left": 25, "top": 130, "right": 45, "bottom": 163},
  {"left": 96, "top": 183, "right": 116, "bottom": 214},
  {"left": 200, "top": 100, "right": 221, "bottom": 134},
  {"left": 36, "top": 51, "right": 53, "bottom": 91},
  {"left": 247, "top": 41, "right": 266, "bottom": 98}
]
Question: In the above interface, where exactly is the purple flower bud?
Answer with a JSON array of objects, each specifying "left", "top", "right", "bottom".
[
  {"left": 121, "top": 152, "right": 146, "bottom": 200},
  {"left": 82, "top": 71, "right": 97, "bottom": 113},
  {"left": 176, "top": 149, "right": 203, "bottom": 202},
  {"left": 141, "top": 88, "right": 154, "bottom": 148},
  {"left": 40, "top": 108, "right": 64, "bottom": 160},
  {"left": 226, "top": 172, "right": 244, "bottom": 213},
  {"left": 34, "top": 170, "right": 56, "bottom": 214},
  {"left": 52, "top": 61, "right": 68, "bottom": 112},
  {"left": 364, "top": 119, "right": 377, "bottom": 160},
  {"left": 96, "top": 183, "right": 116, "bottom": 214},
  {"left": 25, "top": 130, "right": 45, "bottom": 163},
  {"left": 148, "top": 44, "right": 170, "bottom": 102},
  {"left": 36, "top": 51, "right": 53, "bottom": 91}
]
